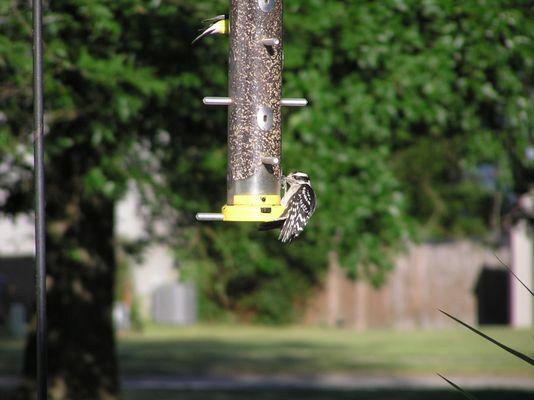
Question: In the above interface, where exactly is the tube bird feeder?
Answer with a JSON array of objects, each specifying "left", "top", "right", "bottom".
[{"left": 197, "top": 0, "right": 307, "bottom": 222}]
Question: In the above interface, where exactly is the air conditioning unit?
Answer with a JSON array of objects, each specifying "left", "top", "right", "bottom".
[{"left": 152, "top": 283, "right": 197, "bottom": 325}]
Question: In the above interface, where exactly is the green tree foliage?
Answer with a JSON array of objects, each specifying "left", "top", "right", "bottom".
[
  {"left": 0, "top": 0, "right": 214, "bottom": 397},
  {"left": 283, "top": 0, "right": 532, "bottom": 238},
  {"left": 178, "top": 0, "right": 532, "bottom": 322}
]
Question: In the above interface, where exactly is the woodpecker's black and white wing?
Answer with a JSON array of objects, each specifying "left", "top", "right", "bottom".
[{"left": 279, "top": 184, "right": 316, "bottom": 243}]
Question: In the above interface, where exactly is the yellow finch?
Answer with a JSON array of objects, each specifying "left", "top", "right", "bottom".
[{"left": 192, "top": 15, "right": 229, "bottom": 44}]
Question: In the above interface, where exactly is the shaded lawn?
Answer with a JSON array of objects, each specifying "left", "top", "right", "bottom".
[
  {"left": 118, "top": 325, "right": 534, "bottom": 377},
  {"left": 122, "top": 389, "right": 534, "bottom": 400},
  {"left": 1, "top": 325, "right": 533, "bottom": 377},
  {"left": 0, "top": 336, "right": 23, "bottom": 376},
  {"left": 2, "top": 389, "right": 533, "bottom": 400}
]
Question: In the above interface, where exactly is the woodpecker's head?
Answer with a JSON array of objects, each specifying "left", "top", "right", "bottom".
[{"left": 285, "top": 172, "right": 311, "bottom": 186}]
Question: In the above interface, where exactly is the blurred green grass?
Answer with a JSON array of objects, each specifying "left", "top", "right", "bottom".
[
  {"left": 121, "top": 324, "right": 533, "bottom": 377},
  {"left": 1, "top": 389, "right": 533, "bottom": 400},
  {"left": 121, "top": 389, "right": 534, "bottom": 400},
  {"left": 0, "top": 336, "right": 22, "bottom": 376},
  {"left": 1, "top": 325, "right": 533, "bottom": 377}
]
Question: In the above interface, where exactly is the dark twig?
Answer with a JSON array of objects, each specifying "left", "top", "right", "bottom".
[
  {"left": 439, "top": 309, "right": 534, "bottom": 366},
  {"left": 437, "top": 374, "right": 479, "bottom": 400},
  {"left": 494, "top": 253, "right": 534, "bottom": 297}
]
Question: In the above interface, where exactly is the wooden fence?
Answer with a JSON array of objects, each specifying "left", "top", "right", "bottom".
[{"left": 303, "top": 241, "right": 510, "bottom": 330}]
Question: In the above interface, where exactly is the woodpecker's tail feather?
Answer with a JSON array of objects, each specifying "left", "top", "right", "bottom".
[{"left": 258, "top": 220, "right": 284, "bottom": 231}]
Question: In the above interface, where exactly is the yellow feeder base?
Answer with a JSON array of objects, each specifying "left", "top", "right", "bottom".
[{"left": 222, "top": 195, "right": 285, "bottom": 222}]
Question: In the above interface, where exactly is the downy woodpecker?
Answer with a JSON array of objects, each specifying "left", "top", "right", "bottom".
[{"left": 260, "top": 172, "right": 316, "bottom": 243}]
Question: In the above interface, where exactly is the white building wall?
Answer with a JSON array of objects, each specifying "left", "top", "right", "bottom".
[
  {"left": 115, "top": 185, "right": 178, "bottom": 319},
  {"left": 0, "top": 214, "right": 35, "bottom": 256},
  {"left": 115, "top": 186, "right": 147, "bottom": 242},
  {"left": 130, "top": 245, "right": 178, "bottom": 317},
  {"left": 511, "top": 219, "right": 534, "bottom": 327},
  {"left": 0, "top": 184, "right": 179, "bottom": 321}
]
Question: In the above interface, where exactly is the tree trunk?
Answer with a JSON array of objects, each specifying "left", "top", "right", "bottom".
[{"left": 21, "top": 153, "right": 119, "bottom": 399}]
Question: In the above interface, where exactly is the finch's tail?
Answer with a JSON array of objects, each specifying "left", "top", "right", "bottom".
[{"left": 192, "top": 26, "right": 216, "bottom": 45}]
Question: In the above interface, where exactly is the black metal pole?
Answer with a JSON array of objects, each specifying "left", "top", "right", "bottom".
[{"left": 32, "top": 0, "right": 47, "bottom": 398}]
